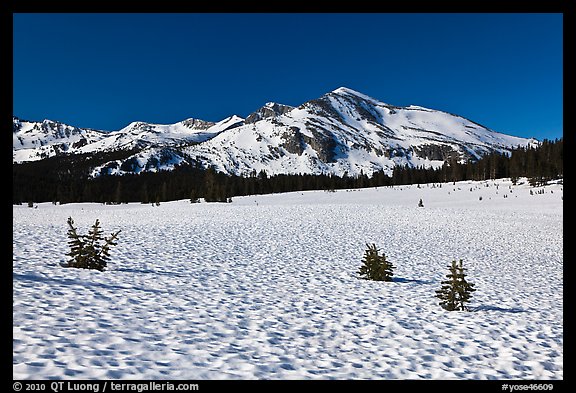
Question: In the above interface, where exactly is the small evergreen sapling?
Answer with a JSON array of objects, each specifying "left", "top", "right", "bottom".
[
  {"left": 358, "top": 243, "right": 395, "bottom": 281},
  {"left": 64, "top": 217, "right": 121, "bottom": 272},
  {"left": 435, "top": 259, "right": 476, "bottom": 311}
]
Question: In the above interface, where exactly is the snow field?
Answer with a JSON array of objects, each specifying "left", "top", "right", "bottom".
[{"left": 13, "top": 179, "right": 563, "bottom": 379}]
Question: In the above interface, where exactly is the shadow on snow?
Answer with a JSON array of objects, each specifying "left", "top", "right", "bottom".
[{"left": 13, "top": 272, "right": 166, "bottom": 294}]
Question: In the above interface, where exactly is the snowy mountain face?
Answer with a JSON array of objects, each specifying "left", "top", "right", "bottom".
[
  {"left": 12, "top": 117, "right": 106, "bottom": 162},
  {"left": 13, "top": 88, "right": 537, "bottom": 177},
  {"left": 12, "top": 115, "right": 244, "bottom": 164}
]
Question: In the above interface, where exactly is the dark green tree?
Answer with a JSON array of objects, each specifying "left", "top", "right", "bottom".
[
  {"left": 190, "top": 188, "right": 200, "bottom": 203},
  {"left": 113, "top": 181, "right": 123, "bottom": 204},
  {"left": 140, "top": 182, "right": 150, "bottom": 204},
  {"left": 435, "top": 259, "right": 476, "bottom": 311},
  {"left": 358, "top": 243, "right": 395, "bottom": 281},
  {"left": 64, "top": 217, "right": 121, "bottom": 272}
]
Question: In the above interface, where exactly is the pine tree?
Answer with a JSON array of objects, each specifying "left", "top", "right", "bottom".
[
  {"left": 358, "top": 243, "right": 395, "bottom": 281},
  {"left": 435, "top": 259, "right": 476, "bottom": 311},
  {"left": 114, "top": 181, "right": 123, "bottom": 204},
  {"left": 190, "top": 188, "right": 199, "bottom": 203},
  {"left": 64, "top": 217, "right": 121, "bottom": 271}
]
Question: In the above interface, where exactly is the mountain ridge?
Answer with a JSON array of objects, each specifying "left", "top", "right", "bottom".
[{"left": 13, "top": 87, "right": 538, "bottom": 177}]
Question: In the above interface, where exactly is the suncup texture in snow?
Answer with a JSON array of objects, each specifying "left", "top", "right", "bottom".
[
  {"left": 13, "top": 178, "right": 562, "bottom": 379},
  {"left": 13, "top": 87, "right": 537, "bottom": 178}
]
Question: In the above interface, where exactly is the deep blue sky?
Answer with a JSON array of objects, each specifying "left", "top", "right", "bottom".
[{"left": 13, "top": 13, "right": 563, "bottom": 140}]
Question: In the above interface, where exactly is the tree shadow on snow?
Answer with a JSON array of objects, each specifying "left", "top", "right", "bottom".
[
  {"left": 471, "top": 305, "right": 528, "bottom": 313},
  {"left": 13, "top": 272, "right": 166, "bottom": 294},
  {"left": 393, "top": 277, "right": 433, "bottom": 285}
]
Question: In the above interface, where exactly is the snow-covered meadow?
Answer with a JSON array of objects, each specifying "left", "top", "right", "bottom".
[{"left": 13, "top": 179, "right": 563, "bottom": 379}]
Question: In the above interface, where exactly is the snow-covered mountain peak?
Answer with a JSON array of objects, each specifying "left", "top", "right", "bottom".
[
  {"left": 178, "top": 118, "right": 216, "bottom": 130},
  {"left": 331, "top": 86, "right": 363, "bottom": 96},
  {"left": 212, "top": 115, "right": 245, "bottom": 131},
  {"left": 245, "top": 102, "right": 294, "bottom": 124},
  {"left": 118, "top": 121, "right": 154, "bottom": 132},
  {"left": 329, "top": 86, "right": 383, "bottom": 103}
]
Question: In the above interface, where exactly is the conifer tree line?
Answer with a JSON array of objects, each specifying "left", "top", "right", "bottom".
[
  {"left": 390, "top": 138, "right": 562, "bottom": 186},
  {"left": 13, "top": 138, "right": 562, "bottom": 204}
]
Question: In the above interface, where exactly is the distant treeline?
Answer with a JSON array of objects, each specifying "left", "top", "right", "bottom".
[{"left": 13, "top": 138, "right": 562, "bottom": 204}]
